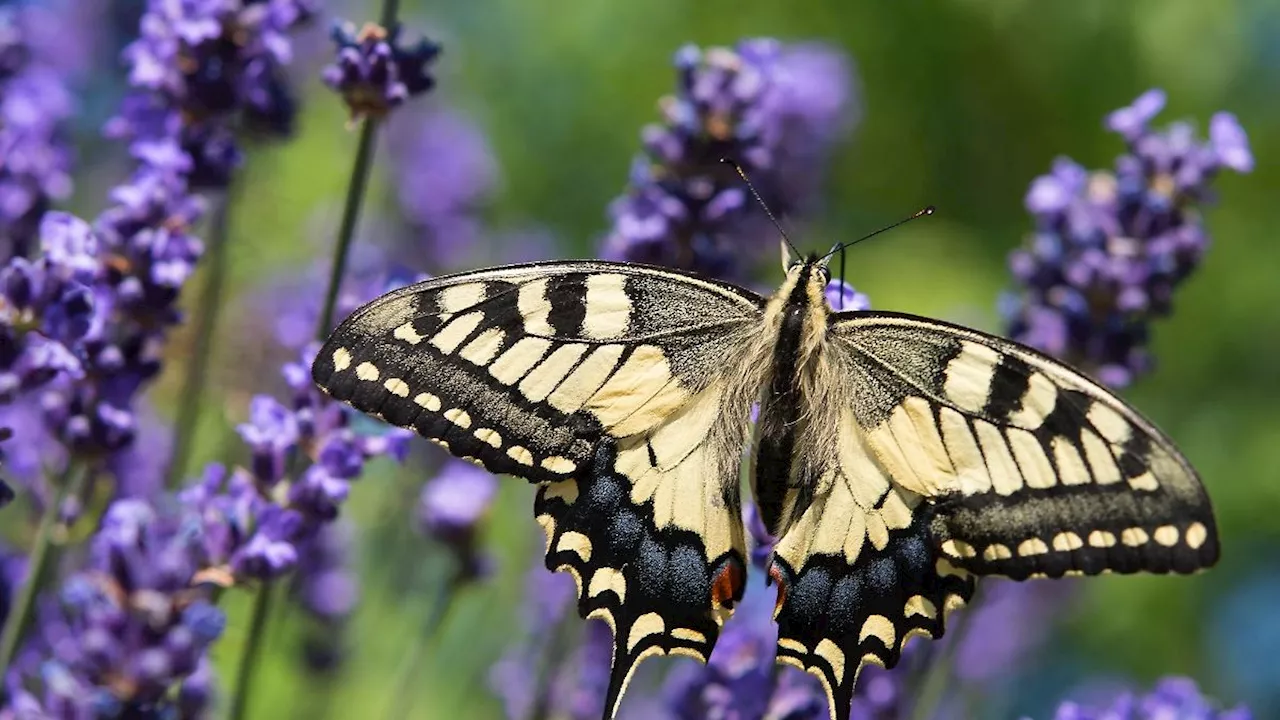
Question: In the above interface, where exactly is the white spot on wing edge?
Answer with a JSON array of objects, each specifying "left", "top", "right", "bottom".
[
  {"left": 555, "top": 531, "right": 592, "bottom": 561},
  {"left": 414, "top": 393, "right": 442, "bottom": 411},
  {"left": 383, "top": 378, "right": 410, "bottom": 397},
  {"left": 858, "top": 614, "right": 896, "bottom": 649},
  {"left": 355, "top": 362, "right": 379, "bottom": 381},
  {"left": 903, "top": 595, "right": 937, "bottom": 619},
  {"left": 1185, "top": 522, "right": 1208, "bottom": 549},
  {"left": 332, "top": 347, "right": 352, "bottom": 371},
  {"left": 1153, "top": 525, "right": 1179, "bottom": 547},
  {"left": 506, "top": 445, "right": 533, "bottom": 465},
  {"left": 588, "top": 567, "right": 626, "bottom": 602},
  {"left": 443, "top": 408, "right": 472, "bottom": 429},
  {"left": 473, "top": 428, "right": 502, "bottom": 448}
]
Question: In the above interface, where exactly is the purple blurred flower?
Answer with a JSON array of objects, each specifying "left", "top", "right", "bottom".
[
  {"left": 1051, "top": 677, "right": 1251, "bottom": 720},
  {"left": 824, "top": 278, "right": 871, "bottom": 312},
  {"left": 602, "top": 39, "right": 857, "bottom": 281},
  {"left": 418, "top": 459, "right": 497, "bottom": 580},
  {"left": 5, "top": 498, "right": 225, "bottom": 717},
  {"left": 489, "top": 562, "right": 579, "bottom": 720},
  {"left": 950, "top": 578, "right": 1067, "bottom": 684},
  {"left": 386, "top": 106, "right": 500, "bottom": 269},
  {"left": 0, "top": 5, "right": 75, "bottom": 258},
  {"left": 292, "top": 520, "right": 359, "bottom": 673},
  {"left": 322, "top": 21, "right": 441, "bottom": 121},
  {"left": 546, "top": 621, "right": 614, "bottom": 720},
  {"left": 1004, "top": 90, "right": 1252, "bottom": 387}
]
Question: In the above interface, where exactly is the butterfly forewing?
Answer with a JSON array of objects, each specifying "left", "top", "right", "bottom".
[
  {"left": 829, "top": 311, "right": 1219, "bottom": 579},
  {"left": 312, "top": 260, "right": 764, "bottom": 714}
]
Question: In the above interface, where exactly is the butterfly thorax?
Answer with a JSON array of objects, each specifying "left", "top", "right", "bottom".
[{"left": 754, "top": 258, "right": 833, "bottom": 535}]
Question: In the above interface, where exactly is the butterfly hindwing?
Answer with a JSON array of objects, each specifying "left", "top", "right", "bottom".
[
  {"left": 536, "top": 433, "right": 749, "bottom": 718},
  {"left": 768, "top": 414, "right": 974, "bottom": 720},
  {"left": 830, "top": 311, "right": 1219, "bottom": 580},
  {"left": 312, "top": 260, "right": 763, "bottom": 717}
]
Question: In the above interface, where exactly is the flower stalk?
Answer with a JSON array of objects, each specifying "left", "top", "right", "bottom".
[
  {"left": 167, "top": 189, "right": 234, "bottom": 488},
  {"left": 0, "top": 462, "right": 86, "bottom": 677}
]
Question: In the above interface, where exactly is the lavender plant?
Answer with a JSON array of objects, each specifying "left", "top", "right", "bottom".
[
  {"left": 1003, "top": 89, "right": 1253, "bottom": 387},
  {"left": 603, "top": 38, "right": 857, "bottom": 281},
  {"left": 0, "top": 5, "right": 74, "bottom": 259}
]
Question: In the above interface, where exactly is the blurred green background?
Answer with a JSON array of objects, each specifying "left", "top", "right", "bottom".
[{"left": 65, "top": 0, "right": 1280, "bottom": 716}]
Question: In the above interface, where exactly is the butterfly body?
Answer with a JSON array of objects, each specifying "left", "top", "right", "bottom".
[{"left": 312, "top": 255, "right": 1218, "bottom": 720}]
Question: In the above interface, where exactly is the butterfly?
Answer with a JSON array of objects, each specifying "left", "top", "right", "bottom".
[{"left": 311, "top": 246, "right": 1218, "bottom": 720}]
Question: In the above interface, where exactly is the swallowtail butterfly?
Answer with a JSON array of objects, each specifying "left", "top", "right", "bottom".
[{"left": 312, "top": 246, "right": 1217, "bottom": 720}]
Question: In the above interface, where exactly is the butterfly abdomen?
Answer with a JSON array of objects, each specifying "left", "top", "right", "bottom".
[{"left": 755, "top": 261, "right": 833, "bottom": 535}]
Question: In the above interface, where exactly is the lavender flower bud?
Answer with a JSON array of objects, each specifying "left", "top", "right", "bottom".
[{"left": 322, "top": 21, "right": 441, "bottom": 121}]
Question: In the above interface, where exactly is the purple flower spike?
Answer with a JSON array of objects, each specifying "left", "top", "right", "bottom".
[
  {"left": 1051, "top": 676, "right": 1251, "bottom": 719},
  {"left": 322, "top": 21, "right": 441, "bottom": 121},
  {"left": 6, "top": 498, "right": 225, "bottom": 717},
  {"left": 0, "top": 5, "right": 76, "bottom": 257},
  {"left": 1004, "top": 91, "right": 1252, "bottom": 386},
  {"left": 602, "top": 38, "right": 858, "bottom": 282}
]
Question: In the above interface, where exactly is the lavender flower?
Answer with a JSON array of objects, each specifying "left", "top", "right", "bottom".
[
  {"left": 1050, "top": 677, "right": 1251, "bottom": 720},
  {"left": 182, "top": 342, "right": 411, "bottom": 582},
  {"left": 0, "top": 5, "right": 75, "bottom": 258},
  {"left": 418, "top": 459, "right": 497, "bottom": 580},
  {"left": 602, "top": 39, "right": 856, "bottom": 281},
  {"left": 4, "top": 499, "right": 225, "bottom": 717},
  {"left": 0, "top": 215, "right": 102, "bottom": 441},
  {"left": 115, "top": 0, "right": 316, "bottom": 185},
  {"left": 322, "top": 21, "right": 441, "bottom": 121},
  {"left": 1003, "top": 90, "right": 1252, "bottom": 387},
  {"left": 386, "top": 107, "right": 500, "bottom": 269}
]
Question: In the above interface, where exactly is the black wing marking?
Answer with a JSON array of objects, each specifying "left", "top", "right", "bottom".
[{"left": 830, "top": 311, "right": 1218, "bottom": 580}]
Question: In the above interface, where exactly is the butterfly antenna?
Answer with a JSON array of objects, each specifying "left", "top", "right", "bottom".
[
  {"left": 721, "top": 158, "right": 802, "bottom": 260},
  {"left": 820, "top": 205, "right": 936, "bottom": 263}
]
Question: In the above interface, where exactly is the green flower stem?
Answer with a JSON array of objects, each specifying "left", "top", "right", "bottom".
[
  {"left": 909, "top": 585, "right": 982, "bottom": 720},
  {"left": 0, "top": 463, "right": 88, "bottom": 677},
  {"left": 167, "top": 189, "right": 234, "bottom": 489},
  {"left": 380, "top": 0, "right": 401, "bottom": 25},
  {"left": 230, "top": 0, "right": 399, "bottom": 706},
  {"left": 384, "top": 568, "right": 465, "bottom": 720},
  {"left": 317, "top": 113, "right": 381, "bottom": 341},
  {"left": 228, "top": 582, "right": 277, "bottom": 720}
]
